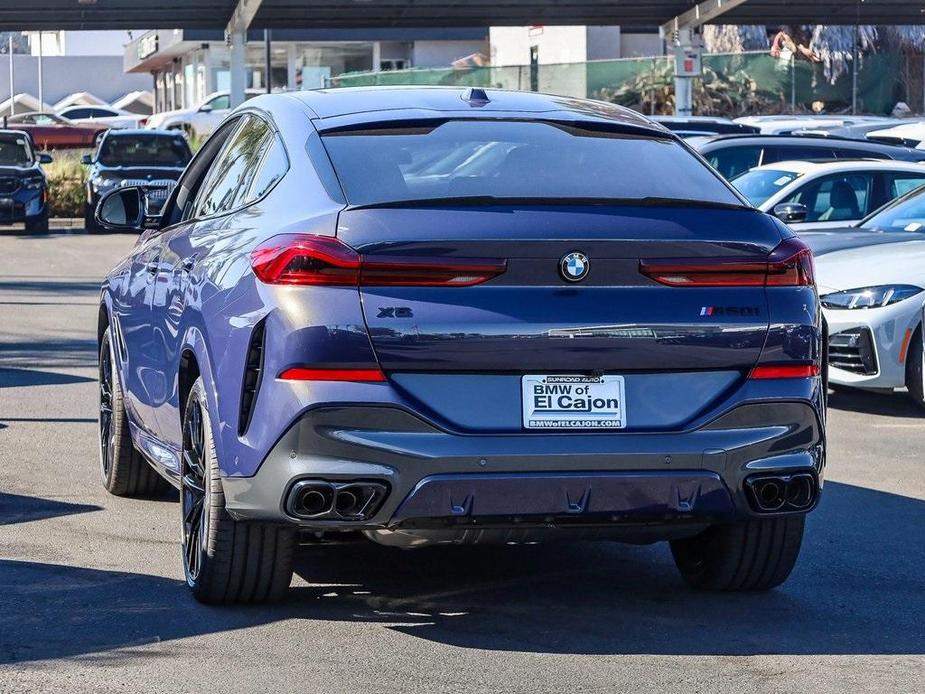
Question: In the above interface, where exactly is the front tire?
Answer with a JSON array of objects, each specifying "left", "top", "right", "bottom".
[
  {"left": 24, "top": 212, "right": 49, "bottom": 234},
  {"left": 905, "top": 326, "right": 925, "bottom": 409},
  {"left": 181, "top": 378, "right": 295, "bottom": 604},
  {"left": 670, "top": 516, "right": 805, "bottom": 591},
  {"left": 99, "top": 329, "right": 170, "bottom": 496},
  {"left": 84, "top": 204, "right": 100, "bottom": 234}
]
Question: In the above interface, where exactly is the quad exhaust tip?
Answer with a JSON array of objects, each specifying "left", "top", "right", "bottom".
[
  {"left": 287, "top": 479, "right": 389, "bottom": 521},
  {"left": 745, "top": 473, "right": 817, "bottom": 513}
]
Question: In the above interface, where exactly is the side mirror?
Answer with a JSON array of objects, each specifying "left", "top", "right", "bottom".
[
  {"left": 773, "top": 202, "right": 808, "bottom": 224},
  {"left": 198, "top": 104, "right": 213, "bottom": 113},
  {"left": 80, "top": 153, "right": 92, "bottom": 165},
  {"left": 96, "top": 186, "right": 165, "bottom": 233},
  {"left": 39, "top": 152, "right": 54, "bottom": 164}
]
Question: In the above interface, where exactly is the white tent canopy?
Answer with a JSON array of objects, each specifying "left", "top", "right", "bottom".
[{"left": 0, "top": 93, "right": 51, "bottom": 117}]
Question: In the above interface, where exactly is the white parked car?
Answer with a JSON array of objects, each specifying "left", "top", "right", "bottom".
[
  {"left": 809, "top": 244, "right": 925, "bottom": 406},
  {"left": 731, "top": 159, "right": 925, "bottom": 231},
  {"left": 802, "top": 186, "right": 925, "bottom": 405},
  {"left": 144, "top": 90, "right": 260, "bottom": 139},
  {"left": 866, "top": 120, "right": 925, "bottom": 149},
  {"left": 734, "top": 115, "right": 894, "bottom": 135},
  {"left": 57, "top": 105, "right": 145, "bottom": 129}
]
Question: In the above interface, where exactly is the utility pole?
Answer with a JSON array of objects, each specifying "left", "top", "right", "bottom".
[
  {"left": 37, "top": 32, "right": 43, "bottom": 111},
  {"left": 8, "top": 36, "right": 14, "bottom": 116}
]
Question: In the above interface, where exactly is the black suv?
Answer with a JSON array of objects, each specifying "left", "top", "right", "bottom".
[
  {"left": 694, "top": 134, "right": 925, "bottom": 180},
  {"left": 82, "top": 129, "right": 192, "bottom": 232},
  {"left": 0, "top": 129, "right": 52, "bottom": 233}
]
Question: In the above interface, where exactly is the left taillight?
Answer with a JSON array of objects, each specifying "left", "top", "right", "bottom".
[
  {"left": 251, "top": 234, "right": 506, "bottom": 287},
  {"left": 639, "top": 237, "right": 815, "bottom": 288}
]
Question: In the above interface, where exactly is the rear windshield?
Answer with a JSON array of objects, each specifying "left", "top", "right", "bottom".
[
  {"left": 0, "top": 134, "right": 33, "bottom": 166},
  {"left": 319, "top": 120, "right": 743, "bottom": 207},
  {"left": 732, "top": 169, "right": 801, "bottom": 206},
  {"left": 99, "top": 134, "right": 192, "bottom": 167}
]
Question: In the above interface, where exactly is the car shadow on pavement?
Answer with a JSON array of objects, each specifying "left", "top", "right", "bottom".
[
  {"left": 1, "top": 480, "right": 922, "bottom": 664},
  {"left": 0, "top": 366, "right": 95, "bottom": 389},
  {"left": 828, "top": 387, "right": 923, "bottom": 418},
  {"left": 0, "top": 339, "right": 98, "bottom": 369},
  {"left": 0, "top": 492, "right": 101, "bottom": 527}
]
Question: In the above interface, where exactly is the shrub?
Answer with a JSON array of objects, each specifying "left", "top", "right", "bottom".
[{"left": 43, "top": 150, "right": 88, "bottom": 219}]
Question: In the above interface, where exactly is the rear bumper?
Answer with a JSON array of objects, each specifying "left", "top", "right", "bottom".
[{"left": 222, "top": 399, "right": 825, "bottom": 538}]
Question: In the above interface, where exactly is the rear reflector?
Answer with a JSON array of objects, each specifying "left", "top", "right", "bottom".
[
  {"left": 279, "top": 367, "right": 386, "bottom": 382},
  {"left": 749, "top": 364, "right": 820, "bottom": 380},
  {"left": 252, "top": 234, "right": 506, "bottom": 287},
  {"left": 640, "top": 237, "right": 815, "bottom": 287}
]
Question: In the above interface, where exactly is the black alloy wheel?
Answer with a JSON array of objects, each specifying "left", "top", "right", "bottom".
[{"left": 181, "top": 399, "right": 208, "bottom": 583}]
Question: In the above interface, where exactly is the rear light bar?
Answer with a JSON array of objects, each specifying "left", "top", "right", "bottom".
[
  {"left": 279, "top": 367, "right": 386, "bottom": 382},
  {"left": 639, "top": 237, "right": 815, "bottom": 287},
  {"left": 251, "top": 234, "right": 507, "bottom": 287},
  {"left": 749, "top": 364, "right": 820, "bottom": 379}
]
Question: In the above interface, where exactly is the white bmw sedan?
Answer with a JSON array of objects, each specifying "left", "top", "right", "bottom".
[{"left": 804, "top": 191, "right": 925, "bottom": 405}]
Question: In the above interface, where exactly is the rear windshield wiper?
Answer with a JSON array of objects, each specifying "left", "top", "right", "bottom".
[{"left": 348, "top": 195, "right": 752, "bottom": 211}]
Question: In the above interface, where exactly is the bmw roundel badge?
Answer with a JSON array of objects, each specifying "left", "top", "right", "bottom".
[{"left": 559, "top": 251, "right": 590, "bottom": 282}]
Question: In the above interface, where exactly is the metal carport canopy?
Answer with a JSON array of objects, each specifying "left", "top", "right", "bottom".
[{"left": 7, "top": 1, "right": 925, "bottom": 30}]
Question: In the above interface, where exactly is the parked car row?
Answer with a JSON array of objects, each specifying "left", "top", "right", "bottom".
[
  {"left": 0, "top": 126, "right": 191, "bottom": 234},
  {"left": 678, "top": 121, "right": 925, "bottom": 408}
]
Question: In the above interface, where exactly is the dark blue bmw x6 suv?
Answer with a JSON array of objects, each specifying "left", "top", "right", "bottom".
[{"left": 95, "top": 87, "right": 825, "bottom": 604}]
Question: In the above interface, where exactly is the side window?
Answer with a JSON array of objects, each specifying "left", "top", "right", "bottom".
[
  {"left": 887, "top": 173, "right": 925, "bottom": 198},
  {"left": 706, "top": 146, "right": 762, "bottom": 179},
  {"left": 65, "top": 108, "right": 91, "bottom": 119},
  {"left": 832, "top": 148, "right": 885, "bottom": 161},
  {"left": 765, "top": 146, "right": 835, "bottom": 164},
  {"left": 248, "top": 134, "right": 288, "bottom": 200},
  {"left": 193, "top": 116, "right": 271, "bottom": 219},
  {"left": 206, "top": 95, "right": 230, "bottom": 111},
  {"left": 785, "top": 173, "right": 874, "bottom": 222}
]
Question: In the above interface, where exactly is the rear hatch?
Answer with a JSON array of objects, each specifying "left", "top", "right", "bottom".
[
  {"left": 318, "top": 114, "right": 789, "bottom": 433},
  {"left": 338, "top": 204, "right": 784, "bottom": 433}
]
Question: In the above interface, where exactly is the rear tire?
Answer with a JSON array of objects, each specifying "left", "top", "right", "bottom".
[
  {"left": 905, "top": 326, "right": 925, "bottom": 409},
  {"left": 99, "top": 329, "right": 170, "bottom": 497},
  {"left": 670, "top": 516, "right": 805, "bottom": 591},
  {"left": 181, "top": 378, "right": 295, "bottom": 604}
]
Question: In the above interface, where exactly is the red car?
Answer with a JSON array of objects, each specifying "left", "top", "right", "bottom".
[{"left": 4, "top": 112, "right": 106, "bottom": 150}]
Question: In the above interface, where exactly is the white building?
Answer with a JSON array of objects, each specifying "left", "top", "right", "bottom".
[
  {"left": 125, "top": 28, "right": 490, "bottom": 113},
  {"left": 489, "top": 26, "right": 663, "bottom": 97},
  {"left": 25, "top": 30, "right": 142, "bottom": 57}
]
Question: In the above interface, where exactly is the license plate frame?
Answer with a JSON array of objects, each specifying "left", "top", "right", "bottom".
[{"left": 521, "top": 374, "right": 626, "bottom": 430}]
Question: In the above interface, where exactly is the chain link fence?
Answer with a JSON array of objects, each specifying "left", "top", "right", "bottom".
[{"left": 325, "top": 50, "right": 920, "bottom": 117}]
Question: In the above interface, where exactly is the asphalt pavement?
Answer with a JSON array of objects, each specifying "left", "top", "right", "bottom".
[{"left": 0, "top": 229, "right": 923, "bottom": 693}]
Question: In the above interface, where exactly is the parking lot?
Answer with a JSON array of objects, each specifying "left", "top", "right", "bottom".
[{"left": 0, "top": 229, "right": 923, "bottom": 693}]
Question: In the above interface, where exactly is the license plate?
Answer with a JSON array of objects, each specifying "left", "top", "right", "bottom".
[{"left": 521, "top": 375, "right": 626, "bottom": 430}]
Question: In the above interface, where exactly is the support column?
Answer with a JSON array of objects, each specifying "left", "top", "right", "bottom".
[
  {"left": 226, "top": 0, "right": 264, "bottom": 106},
  {"left": 660, "top": 0, "right": 749, "bottom": 117},
  {"left": 671, "top": 28, "right": 702, "bottom": 117},
  {"left": 228, "top": 29, "right": 246, "bottom": 108},
  {"left": 286, "top": 43, "right": 297, "bottom": 89},
  {"left": 264, "top": 29, "right": 272, "bottom": 93}
]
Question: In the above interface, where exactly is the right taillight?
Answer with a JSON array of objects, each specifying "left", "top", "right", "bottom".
[
  {"left": 640, "top": 237, "right": 815, "bottom": 288},
  {"left": 251, "top": 234, "right": 507, "bottom": 287}
]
